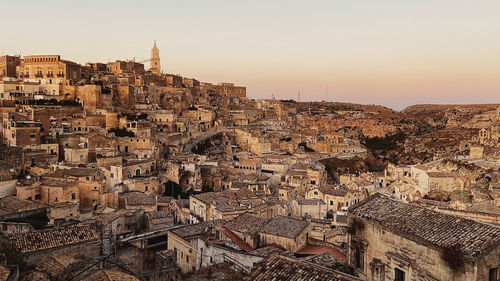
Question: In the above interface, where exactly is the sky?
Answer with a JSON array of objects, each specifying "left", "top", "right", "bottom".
[{"left": 1, "top": 0, "right": 499, "bottom": 110}]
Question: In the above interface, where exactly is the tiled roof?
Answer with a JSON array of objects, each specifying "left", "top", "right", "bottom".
[
  {"left": 350, "top": 193, "right": 500, "bottom": 260},
  {"left": 0, "top": 196, "right": 44, "bottom": 213},
  {"left": 123, "top": 192, "right": 156, "bottom": 206},
  {"left": 157, "top": 196, "right": 173, "bottom": 203},
  {"left": 249, "top": 245, "right": 287, "bottom": 257},
  {"left": 259, "top": 216, "right": 309, "bottom": 239},
  {"left": 249, "top": 255, "right": 359, "bottom": 281},
  {"left": 171, "top": 220, "right": 225, "bottom": 239},
  {"left": 296, "top": 245, "right": 347, "bottom": 262},
  {"left": 7, "top": 224, "right": 100, "bottom": 254},
  {"left": 20, "top": 271, "right": 50, "bottom": 281},
  {"left": 35, "top": 255, "right": 80, "bottom": 276},
  {"left": 95, "top": 209, "right": 140, "bottom": 224},
  {"left": 49, "top": 168, "right": 99, "bottom": 178},
  {"left": 81, "top": 269, "right": 140, "bottom": 281},
  {"left": 317, "top": 186, "right": 356, "bottom": 197},
  {"left": 225, "top": 213, "right": 268, "bottom": 235}
]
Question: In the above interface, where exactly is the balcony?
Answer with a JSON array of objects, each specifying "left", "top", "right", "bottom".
[
  {"left": 57, "top": 73, "right": 64, "bottom": 78},
  {"left": 46, "top": 73, "right": 53, "bottom": 77},
  {"left": 35, "top": 74, "right": 43, "bottom": 78}
]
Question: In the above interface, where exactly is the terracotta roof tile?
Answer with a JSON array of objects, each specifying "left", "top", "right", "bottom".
[
  {"left": 250, "top": 255, "right": 359, "bottom": 281},
  {"left": 7, "top": 224, "right": 99, "bottom": 254},
  {"left": 350, "top": 193, "right": 500, "bottom": 260},
  {"left": 259, "top": 216, "right": 309, "bottom": 239}
]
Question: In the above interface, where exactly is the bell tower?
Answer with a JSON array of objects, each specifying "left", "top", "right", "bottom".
[{"left": 150, "top": 40, "right": 161, "bottom": 75}]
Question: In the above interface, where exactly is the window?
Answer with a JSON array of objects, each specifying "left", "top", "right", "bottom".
[
  {"left": 394, "top": 268, "right": 405, "bottom": 281},
  {"left": 354, "top": 249, "right": 364, "bottom": 270},
  {"left": 80, "top": 155, "right": 84, "bottom": 160},
  {"left": 490, "top": 268, "right": 498, "bottom": 281},
  {"left": 136, "top": 168, "right": 141, "bottom": 176},
  {"left": 35, "top": 194, "right": 41, "bottom": 200},
  {"left": 71, "top": 193, "right": 76, "bottom": 200},
  {"left": 128, "top": 173, "right": 132, "bottom": 179},
  {"left": 330, "top": 200, "right": 334, "bottom": 206},
  {"left": 110, "top": 173, "right": 114, "bottom": 178},
  {"left": 314, "top": 191, "right": 318, "bottom": 195},
  {"left": 30, "top": 133, "right": 36, "bottom": 139},
  {"left": 145, "top": 186, "right": 148, "bottom": 192}
]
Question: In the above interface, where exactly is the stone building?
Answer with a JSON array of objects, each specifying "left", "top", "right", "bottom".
[
  {"left": 348, "top": 193, "right": 500, "bottom": 281},
  {"left": 0, "top": 78, "right": 39, "bottom": 101},
  {"left": 149, "top": 41, "right": 161, "bottom": 75},
  {"left": 0, "top": 55, "right": 21, "bottom": 78},
  {"left": 0, "top": 224, "right": 101, "bottom": 268},
  {"left": 223, "top": 212, "right": 268, "bottom": 250},
  {"left": 167, "top": 220, "right": 225, "bottom": 273},
  {"left": 17, "top": 55, "right": 86, "bottom": 84},
  {"left": 292, "top": 199, "right": 327, "bottom": 219},
  {"left": 258, "top": 215, "right": 310, "bottom": 252},
  {"left": 306, "top": 186, "right": 362, "bottom": 212}
]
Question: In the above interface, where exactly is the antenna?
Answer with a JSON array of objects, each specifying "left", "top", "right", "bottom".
[
  {"left": 326, "top": 84, "right": 329, "bottom": 101},
  {"left": 298, "top": 91, "right": 301, "bottom": 102}
]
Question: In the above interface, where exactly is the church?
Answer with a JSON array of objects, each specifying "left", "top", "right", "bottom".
[{"left": 149, "top": 40, "right": 161, "bottom": 75}]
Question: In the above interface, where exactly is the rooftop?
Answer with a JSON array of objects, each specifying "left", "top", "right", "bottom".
[
  {"left": 7, "top": 224, "right": 99, "bottom": 254},
  {"left": 122, "top": 192, "right": 156, "bottom": 206},
  {"left": 48, "top": 168, "right": 100, "bottom": 178},
  {"left": 81, "top": 269, "right": 140, "bottom": 281},
  {"left": 259, "top": 215, "right": 309, "bottom": 239},
  {"left": 249, "top": 255, "right": 359, "bottom": 281},
  {"left": 350, "top": 193, "right": 500, "bottom": 260},
  {"left": 224, "top": 212, "right": 268, "bottom": 236},
  {"left": 171, "top": 220, "right": 225, "bottom": 239}
]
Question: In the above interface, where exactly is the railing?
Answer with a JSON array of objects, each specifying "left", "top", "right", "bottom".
[{"left": 222, "top": 253, "right": 251, "bottom": 273}]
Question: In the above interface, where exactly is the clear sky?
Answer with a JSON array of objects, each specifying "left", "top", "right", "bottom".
[{"left": 2, "top": 0, "right": 499, "bottom": 110}]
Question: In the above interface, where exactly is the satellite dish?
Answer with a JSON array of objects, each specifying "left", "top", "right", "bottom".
[
  {"left": 26, "top": 175, "right": 31, "bottom": 179},
  {"left": 9, "top": 168, "right": 14, "bottom": 173}
]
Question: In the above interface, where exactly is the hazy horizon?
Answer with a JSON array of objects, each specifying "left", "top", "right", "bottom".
[{"left": 2, "top": 0, "right": 499, "bottom": 109}]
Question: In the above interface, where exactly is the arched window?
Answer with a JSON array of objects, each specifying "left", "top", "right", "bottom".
[{"left": 135, "top": 169, "right": 141, "bottom": 176}]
